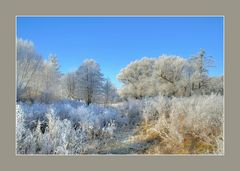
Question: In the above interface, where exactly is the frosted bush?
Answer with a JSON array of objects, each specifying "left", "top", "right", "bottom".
[
  {"left": 170, "top": 95, "right": 223, "bottom": 133},
  {"left": 120, "top": 98, "right": 143, "bottom": 126},
  {"left": 16, "top": 100, "right": 127, "bottom": 154},
  {"left": 16, "top": 95, "right": 223, "bottom": 154},
  {"left": 16, "top": 104, "right": 36, "bottom": 154},
  {"left": 16, "top": 104, "right": 25, "bottom": 142},
  {"left": 102, "top": 120, "right": 116, "bottom": 136},
  {"left": 142, "top": 96, "right": 170, "bottom": 122},
  {"left": 138, "top": 94, "right": 223, "bottom": 154}
]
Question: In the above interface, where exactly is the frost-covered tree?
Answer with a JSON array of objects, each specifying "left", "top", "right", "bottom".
[
  {"left": 40, "top": 54, "right": 62, "bottom": 103},
  {"left": 154, "top": 56, "right": 186, "bottom": 96},
  {"left": 17, "top": 38, "right": 43, "bottom": 101},
  {"left": 17, "top": 39, "right": 64, "bottom": 103},
  {"left": 117, "top": 58, "right": 155, "bottom": 99},
  {"left": 118, "top": 51, "right": 221, "bottom": 98},
  {"left": 75, "top": 59, "right": 104, "bottom": 105},
  {"left": 102, "top": 79, "right": 119, "bottom": 104},
  {"left": 62, "top": 72, "right": 77, "bottom": 99},
  {"left": 188, "top": 50, "right": 215, "bottom": 95},
  {"left": 205, "top": 76, "right": 224, "bottom": 95},
  {"left": 118, "top": 56, "right": 188, "bottom": 98}
]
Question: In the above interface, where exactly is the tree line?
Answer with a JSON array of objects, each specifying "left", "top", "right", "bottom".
[
  {"left": 118, "top": 51, "right": 223, "bottom": 99},
  {"left": 17, "top": 38, "right": 223, "bottom": 105},
  {"left": 17, "top": 38, "right": 118, "bottom": 104}
]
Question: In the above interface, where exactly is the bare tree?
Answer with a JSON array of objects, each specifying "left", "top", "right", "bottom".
[
  {"left": 75, "top": 59, "right": 104, "bottom": 105},
  {"left": 17, "top": 38, "right": 42, "bottom": 101},
  {"left": 62, "top": 72, "right": 77, "bottom": 99},
  {"left": 102, "top": 79, "right": 118, "bottom": 105},
  {"left": 188, "top": 49, "right": 215, "bottom": 95}
]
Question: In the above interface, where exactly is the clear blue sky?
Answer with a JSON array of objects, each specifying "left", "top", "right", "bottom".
[{"left": 16, "top": 16, "right": 224, "bottom": 88}]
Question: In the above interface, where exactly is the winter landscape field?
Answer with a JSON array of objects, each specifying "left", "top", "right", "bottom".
[{"left": 16, "top": 17, "right": 224, "bottom": 155}]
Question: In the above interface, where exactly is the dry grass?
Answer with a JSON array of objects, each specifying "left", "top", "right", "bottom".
[{"left": 129, "top": 111, "right": 222, "bottom": 154}]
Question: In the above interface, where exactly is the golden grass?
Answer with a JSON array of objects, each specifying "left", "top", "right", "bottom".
[{"left": 128, "top": 113, "right": 222, "bottom": 154}]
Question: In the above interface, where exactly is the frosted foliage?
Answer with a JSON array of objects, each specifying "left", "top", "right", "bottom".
[
  {"left": 17, "top": 38, "right": 63, "bottom": 103},
  {"left": 62, "top": 72, "right": 77, "bottom": 99},
  {"left": 141, "top": 95, "right": 223, "bottom": 127},
  {"left": 118, "top": 52, "right": 223, "bottom": 98},
  {"left": 118, "top": 98, "right": 144, "bottom": 126},
  {"left": 154, "top": 56, "right": 186, "bottom": 96},
  {"left": 16, "top": 105, "right": 25, "bottom": 145},
  {"left": 102, "top": 79, "right": 119, "bottom": 104},
  {"left": 142, "top": 96, "right": 170, "bottom": 122},
  {"left": 140, "top": 94, "right": 223, "bottom": 154},
  {"left": 154, "top": 56, "right": 185, "bottom": 84},
  {"left": 118, "top": 56, "right": 188, "bottom": 98},
  {"left": 16, "top": 100, "right": 126, "bottom": 154},
  {"left": 17, "top": 39, "right": 42, "bottom": 100},
  {"left": 16, "top": 105, "right": 37, "bottom": 154},
  {"left": 38, "top": 55, "right": 62, "bottom": 103},
  {"left": 118, "top": 58, "right": 156, "bottom": 98},
  {"left": 75, "top": 59, "right": 104, "bottom": 104}
]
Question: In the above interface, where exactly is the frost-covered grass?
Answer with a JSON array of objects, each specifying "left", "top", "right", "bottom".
[
  {"left": 16, "top": 100, "right": 128, "bottom": 154},
  {"left": 16, "top": 95, "right": 224, "bottom": 155},
  {"left": 126, "top": 94, "right": 224, "bottom": 154}
]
